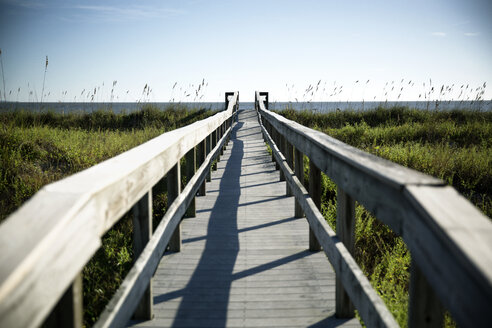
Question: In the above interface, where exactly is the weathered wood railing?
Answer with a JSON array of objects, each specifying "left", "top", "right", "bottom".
[
  {"left": 255, "top": 91, "right": 492, "bottom": 328},
  {"left": 0, "top": 92, "right": 239, "bottom": 328}
]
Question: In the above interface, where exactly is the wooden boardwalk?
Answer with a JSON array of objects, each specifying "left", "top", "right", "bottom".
[{"left": 130, "top": 108, "right": 360, "bottom": 327}]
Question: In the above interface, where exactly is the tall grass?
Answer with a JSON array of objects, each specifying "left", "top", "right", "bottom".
[
  {"left": 41, "top": 56, "right": 48, "bottom": 103},
  {"left": 277, "top": 106, "right": 491, "bottom": 327},
  {"left": 0, "top": 105, "right": 216, "bottom": 325},
  {"left": 281, "top": 79, "right": 488, "bottom": 110}
]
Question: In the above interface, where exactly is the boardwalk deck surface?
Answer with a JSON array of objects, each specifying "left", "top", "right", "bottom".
[{"left": 129, "top": 108, "right": 360, "bottom": 327}]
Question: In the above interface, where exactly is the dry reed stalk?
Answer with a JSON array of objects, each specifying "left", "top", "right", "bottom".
[{"left": 41, "top": 56, "right": 48, "bottom": 103}]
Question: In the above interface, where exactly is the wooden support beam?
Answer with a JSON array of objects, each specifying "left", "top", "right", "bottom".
[
  {"left": 215, "top": 126, "right": 222, "bottom": 164},
  {"left": 206, "top": 133, "right": 211, "bottom": 182},
  {"left": 285, "top": 139, "right": 294, "bottom": 197},
  {"left": 294, "top": 148, "right": 304, "bottom": 218},
  {"left": 308, "top": 161, "right": 321, "bottom": 252},
  {"left": 409, "top": 258, "right": 444, "bottom": 328},
  {"left": 273, "top": 129, "right": 280, "bottom": 171},
  {"left": 198, "top": 139, "right": 206, "bottom": 196},
  {"left": 212, "top": 130, "right": 218, "bottom": 171},
  {"left": 42, "top": 274, "right": 83, "bottom": 328},
  {"left": 261, "top": 116, "right": 266, "bottom": 140},
  {"left": 185, "top": 148, "right": 196, "bottom": 218},
  {"left": 336, "top": 187, "right": 355, "bottom": 318},
  {"left": 268, "top": 123, "right": 275, "bottom": 163},
  {"left": 259, "top": 91, "right": 269, "bottom": 109},
  {"left": 220, "top": 124, "right": 224, "bottom": 156},
  {"left": 226, "top": 120, "right": 230, "bottom": 145},
  {"left": 225, "top": 92, "right": 234, "bottom": 111},
  {"left": 167, "top": 163, "right": 181, "bottom": 251},
  {"left": 131, "top": 192, "right": 153, "bottom": 320},
  {"left": 278, "top": 133, "right": 285, "bottom": 182}
]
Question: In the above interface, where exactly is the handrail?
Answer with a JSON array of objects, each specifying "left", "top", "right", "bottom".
[
  {"left": 255, "top": 91, "right": 492, "bottom": 327},
  {"left": 0, "top": 92, "right": 239, "bottom": 328}
]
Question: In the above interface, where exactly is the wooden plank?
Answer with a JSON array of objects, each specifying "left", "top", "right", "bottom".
[
  {"left": 211, "top": 130, "right": 218, "bottom": 171},
  {"left": 94, "top": 125, "right": 233, "bottom": 328},
  {"left": 336, "top": 187, "right": 355, "bottom": 318},
  {"left": 197, "top": 139, "right": 206, "bottom": 196},
  {"left": 260, "top": 118, "right": 398, "bottom": 327},
  {"left": 131, "top": 192, "right": 153, "bottom": 319},
  {"left": 0, "top": 92, "right": 239, "bottom": 328},
  {"left": 167, "top": 164, "right": 181, "bottom": 252},
  {"left": 225, "top": 92, "right": 234, "bottom": 111},
  {"left": 42, "top": 274, "right": 83, "bottom": 328},
  {"left": 404, "top": 185, "right": 492, "bottom": 327},
  {"left": 308, "top": 161, "right": 321, "bottom": 252},
  {"left": 294, "top": 148, "right": 304, "bottom": 218},
  {"left": 277, "top": 132, "right": 285, "bottom": 181},
  {"left": 185, "top": 148, "right": 196, "bottom": 218},
  {"left": 285, "top": 139, "right": 294, "bottom": 197},
  {"left": 206, "top": 133, "right": 212, "bottom": 182},
  {"left": 259, "top": 91, "right": 269, "bottom": 109},
  {"left": 273, "top": 129, "right": 281, "bottom": 171},
  {"left": 408, "top": 258, "right": 443, "bottom": 328},
  {"left": 220, "top": 123, "right": 225, "bottom": 156}
]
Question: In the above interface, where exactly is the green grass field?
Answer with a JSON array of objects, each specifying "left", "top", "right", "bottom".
[{"left": 276, "top": 106, "right": 492, "bottom": 326}]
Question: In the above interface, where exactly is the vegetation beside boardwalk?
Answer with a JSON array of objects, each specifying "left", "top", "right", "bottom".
[
  {"left": 2, "top": 104, "right": 490, "bottom": 326},
  {"left": 0, "top": 104, "right": 216, "bottom": 326},
  {"left": 276, "top": 106, "right": 492, "bottom": 327}
]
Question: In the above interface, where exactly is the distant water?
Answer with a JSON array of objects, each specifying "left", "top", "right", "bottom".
[
  {"left": 267, "top": 100, "right": 492, "bottom": 112},
  {"left": 1, "top": 100, "right": 491, "bottom": 113}
]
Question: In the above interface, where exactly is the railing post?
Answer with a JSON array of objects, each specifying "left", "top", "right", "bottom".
[
  {"left": 260, "top": 115, "right": 265, "bottom": 140},
  {"left": 273, "top": 129, "right": 280, "bottom": 171},
  {"left": 268, "top": 123, "right": 275, "bottom": 163},
  {"left": 185, "top": 148, "right": 196, "bottom": 217},
  {"left": 336, "top": 187, "right": 355, "bottom": 318},
  {"left": 226, "top": 120, "right": 230, "bottom": 145},
  {"left": 278, "top": 133, "right": 285, "bottom": 182},
  {"left": 216, "top": 127, "right": 221, "bottom": 163},
  {"left": 225, "top": 92, "right": 232, "bottom": 111},
  {"left": 285, "top": 139, "right": 294, "bottom": 197},
  {"left": 308, "top": 161, "right": 321, "bottom": 251},
  {"left": 42, "top": 274, "right": 83, "bottom": 328},
  {"left": 408, "top": 258, "right": 444, "bottom": 328},
  {"left": 167, "top": 163, "right": 181, "bottom": 251},
  {"left": 294, "top": 148, "right": 304, "bottom": 218},
  {"left": 198, "top": 139, "right": 206, "bottom": 196},
  {"left": 212, "top": 129, "right": 218, "bottom": 171},
  {"left": 235, "top": 92, "right": 239, "bottom": 122},
  {"left": 206, "top": 133, "right": 211, "bottom": 182},
  {"left": 131, "top": 191, "right": 153, "bottom": 319},
  {"left": 259, "top": 91, "right": 269, "bottom": 110},
  {"left": 220, "top": 124, "right": 224, "bottom": 156}
]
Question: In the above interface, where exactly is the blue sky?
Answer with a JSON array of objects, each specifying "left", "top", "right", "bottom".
[{"left": 0, "top": 0, "right": 491, "bottom": 102}]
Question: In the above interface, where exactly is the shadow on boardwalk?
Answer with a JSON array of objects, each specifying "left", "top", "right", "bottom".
[{"left": 169, "top": 123, "right": 243, "bottom": 327}]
